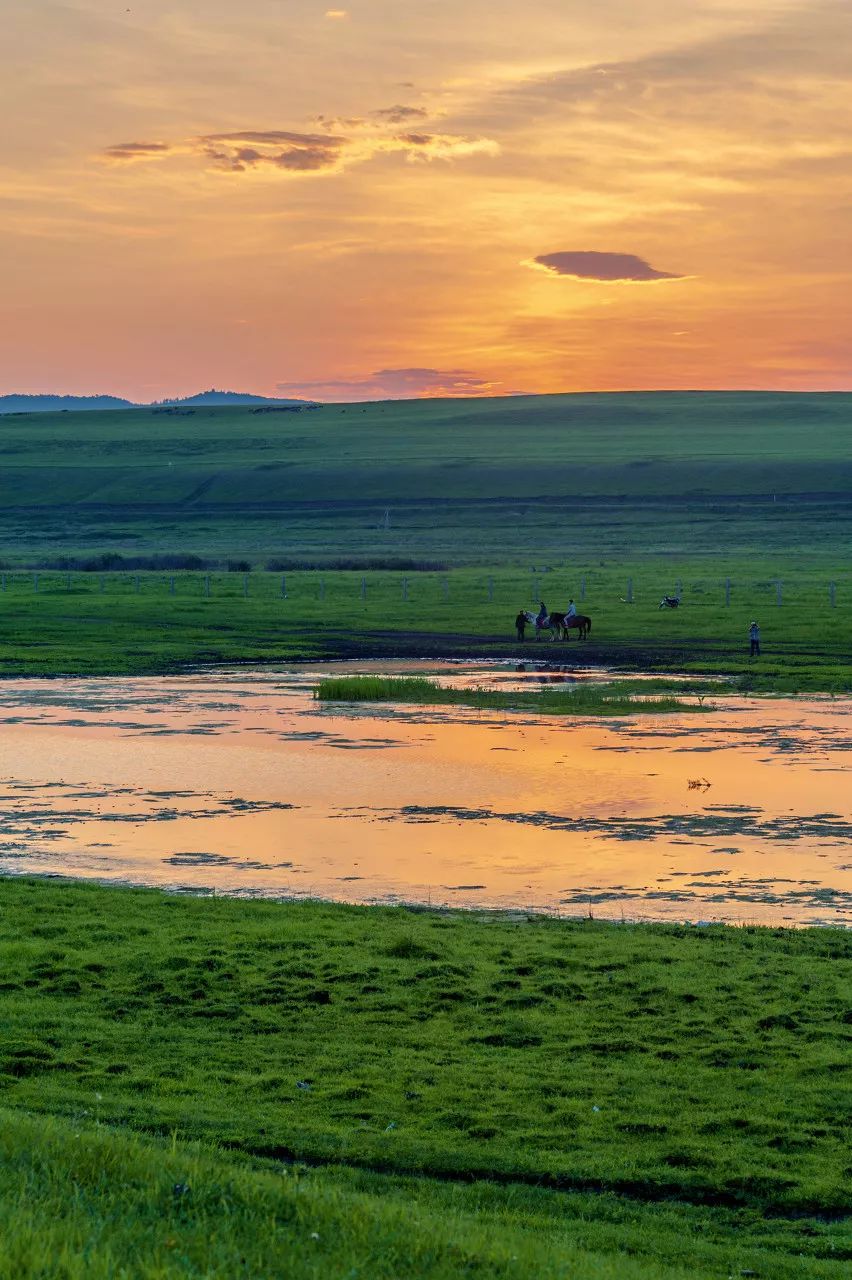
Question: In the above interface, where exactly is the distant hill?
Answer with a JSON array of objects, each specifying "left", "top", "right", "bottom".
[
  {"left": 0, "top": 389, "right": 308, "bottom": 414},
  {"left": 153, "top": 390, "right": 307, "bottom": 409},
  {"left": 0, "top": 394, "right": 134, "bottom": 414}
]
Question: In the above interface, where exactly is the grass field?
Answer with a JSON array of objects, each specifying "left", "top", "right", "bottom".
[
  {"left": 0, "top": 391, "right": 848, "bottom": 683},
  {"left": 0, "top": 563, "right": 848, "bottom": 688},
  {"left": 1, "top": 392, "right": 851, "bottom": 564},
  {"left": 0, "top": 877, "right": 849, "bottom": 1277}
]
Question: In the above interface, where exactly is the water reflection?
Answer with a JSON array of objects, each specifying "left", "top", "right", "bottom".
[{"left": 0, "top": 664, "right": 848, "bottom": 926}]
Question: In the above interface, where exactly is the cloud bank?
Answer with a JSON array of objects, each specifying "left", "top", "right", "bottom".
[
  {"left": 277, "top": 367, "right": 501, "bottom": 401},
  {"left": 101, "top": 109, "right": 496, "bottom": 176},
  {"left": 531, "top": 251, "right": 685, "bottom": 281}
]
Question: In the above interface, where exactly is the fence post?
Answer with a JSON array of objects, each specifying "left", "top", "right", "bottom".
[
  {"left": 626, "top": 577, "right": 633, "bottom": 604},
  {"left": 33, "top": 573, "right": 38, "bottom": 593},
  {"left": 319, "top": 578, "right": 325, "bottom": 601},
  {"left": 402, "top": 576, "right": 408, "bottom": 601},
  {"left": 135, "top": 575, "right": 140, "bottom": 594},
  {"left": 776, "top": 580, "right": 782, "bottom": 607},
  {"left": 360, "top": 576, "right": 366, "bottom": 601},
  {"left": 487, "top": 576, "right": 494, "bottom": 602},
  {"left": 676, "top": 579, "right": 682, "bottom": 598},
  {"left": 442, "top": 577, "right": 449, "bottom": 601},
  {"left": 1, "top": 574, "right": 5, "bottom": 591},
  {"left": 169, "top": 576, "right": 176, "bottom": 596},
  {"left": 205, "top": 575, "right": 211, "bottom": 598},
  {"left": 580, "top": 576, "right": 586, "bottom": 601},
  {"left": 243, "top": 574, "right": 249, "bottom": 598},
  {"left": 66, "top": 574, "right": 72, "bottom": 591},
  {"left": 829, "top": 581, "right": 836, "bottom": 608},
  {"left": 281, "top": 575, "right": 287, "bottom": 598},
  {"left": 725, "top": 577, "right": 731, "bottom": 607},
  {"left": 99, "top": 575, "right": 106, "bottom": 593}
]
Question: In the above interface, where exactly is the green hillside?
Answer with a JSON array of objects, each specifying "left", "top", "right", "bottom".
[{"left": 2, "top": 392, "right": 850, "bottom": 563}]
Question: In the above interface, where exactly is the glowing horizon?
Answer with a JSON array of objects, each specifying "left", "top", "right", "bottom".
[{"left": 1, "top": 1, "right": 850, "bottom": 402}]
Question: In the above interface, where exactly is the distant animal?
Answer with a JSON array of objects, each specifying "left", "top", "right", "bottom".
[
  {"left": 659, "top": 595, "right": 681, "bottom": 609},
  {"left": 521, "top": 610, "right": 591, "bottom": 640}
]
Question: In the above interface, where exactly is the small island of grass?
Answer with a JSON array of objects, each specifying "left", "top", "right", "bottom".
[{"left": 315, "top": 674, "right": 715, "bottom": 716}]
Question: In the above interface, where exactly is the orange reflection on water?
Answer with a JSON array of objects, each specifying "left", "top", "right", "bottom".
[{"left": 0, "top": 668, "right": 848, "bottom": 926}]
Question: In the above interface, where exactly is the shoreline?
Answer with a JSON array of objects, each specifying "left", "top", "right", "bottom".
[
  {"left": 0, "top": 632, "right": 846, "bottom": 694},
  {"left": 2, "top": 870, "right": 847, "bottom": 933}
]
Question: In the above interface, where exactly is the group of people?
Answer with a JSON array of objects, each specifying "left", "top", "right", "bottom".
[
  {"left": 512, "top": 601, "right": 763, "bottom": 655},
  {"left": 514, "top": 600, "right": 576, "bottom": 641}
]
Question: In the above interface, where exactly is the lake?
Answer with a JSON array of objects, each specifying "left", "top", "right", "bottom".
[{"left": 0, "top": 663, "right": 849, "bottom": 926}]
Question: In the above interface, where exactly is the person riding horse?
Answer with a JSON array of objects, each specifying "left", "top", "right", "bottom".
[
  {"left": 536, "top": 601, "right": 548, "bottom": 626},
  {"left": 565, "top": 599, "right": 577, "bottom": 620}
]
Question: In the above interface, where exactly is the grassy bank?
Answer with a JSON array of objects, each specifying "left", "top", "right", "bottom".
[
  {"left": 0, "top": 878, "right": 849, "bottom": 1276},
  {"left": 0, "top": 564, "right": 849, "bottom": 687},
  {"left": 315, "top": 674, "right": 709, "bottom": 714}
]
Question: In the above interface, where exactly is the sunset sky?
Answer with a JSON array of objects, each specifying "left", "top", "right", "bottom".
[{"left": 2, "top": 0, "right": 850, "bottom": 400}]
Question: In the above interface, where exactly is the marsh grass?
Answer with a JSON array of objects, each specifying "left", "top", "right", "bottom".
[{"left": 315, "top": 675, "right": 708, "bottom": 715}]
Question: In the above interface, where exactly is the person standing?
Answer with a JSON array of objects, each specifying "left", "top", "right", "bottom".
[
  {"left": 515, "top": 610, "right": 527, "bottom": 642},
  {"left": 749, "top": 621, "right": 760, "bottom": 657}
]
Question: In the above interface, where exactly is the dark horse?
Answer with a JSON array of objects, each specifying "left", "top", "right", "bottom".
[
  {"left": 546, "top": 611, "right": 593, "bottom": 640},
  {"left": 522, "top": 609, "right": 592, "bottom": 640}
]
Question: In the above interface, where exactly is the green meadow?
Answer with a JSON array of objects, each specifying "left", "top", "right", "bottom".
[
  {"left": 1, "top": 391, "right": 851, "bottom": 564},
  {"left": 0, "top": 878, "right": 850, "bottom": 1278},
  {"left": 0, "top": 563, "right": 848, "bottom": 689},
  {"left": 0, "top": 391, "right": 849, "bottom": 684}
]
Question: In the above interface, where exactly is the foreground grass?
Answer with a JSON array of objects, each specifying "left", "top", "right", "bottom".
[
  {"left": 315, "top": 674, "right": 709, "bottom": 715},
  {"left": 0, "top": 879, "right": 849, "bottom": 1276},
  {"left": 1, "top": 1109, "right": 847, "bottom": 1280}
]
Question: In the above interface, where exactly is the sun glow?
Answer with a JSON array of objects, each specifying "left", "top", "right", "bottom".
[{"left": 1, "top": 0, "right": 850, "bottom": 399}]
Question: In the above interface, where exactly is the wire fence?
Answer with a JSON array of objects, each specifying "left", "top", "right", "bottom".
[{"left": 0, "top": 570, "right": 848, "bottom": 610}]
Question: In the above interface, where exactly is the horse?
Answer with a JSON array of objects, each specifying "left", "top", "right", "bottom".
[
  {"left": 549, "top": 611, "right": 592, "bottom": 640},
  {"left": 659, "top": 595, "right": 680, "bottom": 610},
  {"left": 522, "top": 609, "right": 558, "bottom": 640},
  {"left": 521, "top": 610, "right": 592, "bottom": 640}
]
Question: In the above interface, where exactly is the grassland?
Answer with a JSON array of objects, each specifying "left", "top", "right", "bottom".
[
  {"left": 0, "top": 877, "right": 850, "bottom": 1277},
  {"left": 0, "top": 391, "right": 848, "bottom": 682},
  {"left": 0, "top": 563, "right": 848, "bottom": 688},
  {"left": 1, "top": 392, "right": 851, "bottom": 565}
]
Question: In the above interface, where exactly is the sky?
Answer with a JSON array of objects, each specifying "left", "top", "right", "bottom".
[{"left": 1, "top": 0, "right": 850, "bottom": 400}]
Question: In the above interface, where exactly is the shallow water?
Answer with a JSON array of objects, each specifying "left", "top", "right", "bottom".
[{"left": 0, "top": 663, "right": 849, "bottom": 926}]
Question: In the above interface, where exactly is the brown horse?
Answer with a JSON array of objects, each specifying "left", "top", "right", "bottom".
[{"left": 549, "top": 612, "right": 592, "bottom": 640}]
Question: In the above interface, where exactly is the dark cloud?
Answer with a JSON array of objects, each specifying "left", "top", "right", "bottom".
[
  {"left": 203, "top": 129, "right": 343, "bottom": 147},
  {"left": 101, "top": 120, "right": 495, "bottom": 175},
  {"left": 102, "top": 141, "right": 171, "bottom": 160},
  {"left": 371, "top": 104, "right": 429, "bottom": 124},
  {"left": 199, "top": 129, "right": 345, "bottom": 172},
  {"left": 277, "top": 367, "right": 500, "bottom": 401},
  {"left": 532, "top": 251, "right": 685, "bottom": 281}
]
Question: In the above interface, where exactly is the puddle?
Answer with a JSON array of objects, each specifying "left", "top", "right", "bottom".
[{"left": 0, "top": 663, "right": 848, "bottom": 926}]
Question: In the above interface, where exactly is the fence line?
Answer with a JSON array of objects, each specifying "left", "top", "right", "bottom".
[{"left": 0, "top": 571, "right": 846, "bottom": 608}]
